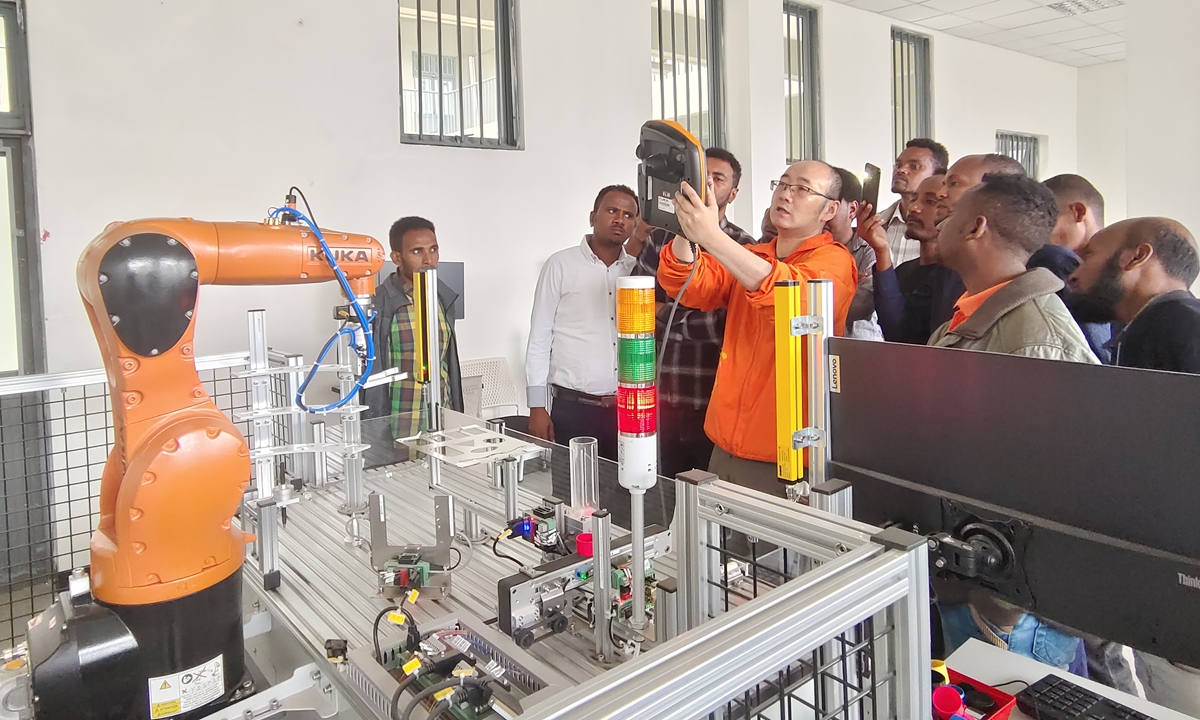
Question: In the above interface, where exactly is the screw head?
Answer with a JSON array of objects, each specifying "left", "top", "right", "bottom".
[{"left": 98, "top": 273, "right": 108, "bottom": 284}]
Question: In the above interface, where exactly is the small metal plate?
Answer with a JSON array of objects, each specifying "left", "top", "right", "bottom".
[{"left": 397, "top": 425, "right": 542, "bottom": 467}]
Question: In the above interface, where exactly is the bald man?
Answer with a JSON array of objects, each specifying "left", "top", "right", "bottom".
[
  {"left": 1068, "top": 218, "right": 1200, "bottom": 373},
  {"left": 660, "top": 160, "right": 857, "bottom": 495},
  {"left": 938, "top": 153, "right": 1026, "bottom": 212}
]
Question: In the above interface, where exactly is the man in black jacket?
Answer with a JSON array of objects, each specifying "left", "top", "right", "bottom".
[
  {"left": 363, "top": 217, "right": 463, "bottom": 463},
  {"left": 1068, "top": 217, "right": 1200, "bottom": 373}
]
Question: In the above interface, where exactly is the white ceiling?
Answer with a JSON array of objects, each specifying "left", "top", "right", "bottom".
[{"left": 831, "top": 0, "right": 1125, "bottom": 66}]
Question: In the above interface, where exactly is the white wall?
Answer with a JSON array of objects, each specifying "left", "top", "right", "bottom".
[
  {"left": 27, "top": 0, "right": 649, "bottom": 383},
  {"left": 1077, "top": 61, "right": 1127, "bottom": 223},
  {"left": 1126, "top": 0, "right": 1200, "bottom": 240},
  {"left": 27, "top": 0, "right": 1081, "bottom": 393},
  {"left": 726, "top": 0, "right": 1079, "bottom": 227}
]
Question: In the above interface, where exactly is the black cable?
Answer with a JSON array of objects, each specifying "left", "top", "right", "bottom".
[
  {"left": 400, "top": 678, "right": 484, "bottom": 720},
  {"left": 991, "top": 679, "right": 1031, "bottom": 691},
  {"left": 389, "top": 674, "right": 417, "bottom": 720},
  {"left": 288, "top": 186, "right": 318, "bottom": 227},
  {"left": 448, "top": 547, "right": 463, "bottom": 571},
  {"left": 492, "top": 535, "right": 524, "bottom": 569},
  {"left": 373, "top": 605, "right": 400, "bottom": 663},
  {"left": 657, "top": 240, "right": 698, "bottom": 370}
]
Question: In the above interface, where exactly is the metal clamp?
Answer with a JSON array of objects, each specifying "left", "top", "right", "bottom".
[
  {"left": 790, "top": 315, "right": 824, "bottom": 336},
  {"left": 792, "top": 427, "right": 826, "bottom": 449}
]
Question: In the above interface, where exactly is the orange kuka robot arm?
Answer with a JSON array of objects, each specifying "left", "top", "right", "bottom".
[{"left": 76, "top": 218, "right": 384, "bottom": 607}]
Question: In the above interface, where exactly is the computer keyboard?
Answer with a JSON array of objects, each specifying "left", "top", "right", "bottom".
[{"left": 1016, "top": 674, "right": 1154, "bottom": 720}]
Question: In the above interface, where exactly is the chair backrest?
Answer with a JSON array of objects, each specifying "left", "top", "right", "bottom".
[
  {"left": 462, "top": 374, "right": 485, "bottom": 418},
  {"left": 459, "top": 357, "right": 520, "bottom": 419}
]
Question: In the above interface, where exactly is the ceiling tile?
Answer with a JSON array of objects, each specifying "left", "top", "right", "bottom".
[
  {"left": 1075, "top": 6, "right": 1125, "bottom": 26},
  {"left": 884, "top": 4, "right": 942, "bottom": 22},
  {"left": 986, "top": 6, "right": 1063, "bottom": 30},
  {"left": 1097, "top": 20, "right": 1125, "bottom": 33},
  {"left": 1021, "top": 44, "right": 1065, "bottom": 58},
  {"left": 957, "top": 0, "right": 1041, "bottom": 22},
  {"left": 946, "top": 21, "right": 999, "bottom": 39},
  {"left": 1059, "top": 32, "right": 1123, "bottom": 51},
  {"left": 846, "top": 0, "right": 912, "bottom": 12},
  {"left": 919, "top": 0, "right": 995, "bottom": 11},
  {"left": 997, "top": 37, "right": 1050, "bottom": 52},
  {"left": 1073, "top": 56, "right": 1105, "bottom": 67},
  {"left": 1038, "top": 25, "right": 1109, "bottom": 43},
  {"left": 1095, "top": 51, "right": 1126, "bottom": 62},
  {"left": 1086, "top": 41, "right": 1126, "bottom": 55},
  {"left": 1023, "top": 16, "right": 1087, "bottom": 36},
  {"left": 974, "top": 28, "right": 1028, "bottom": 45},
  {"left": 916, "top": 13, "right": 973, "bottom": 30}
]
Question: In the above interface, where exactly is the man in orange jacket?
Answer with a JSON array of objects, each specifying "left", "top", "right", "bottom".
[{"left": 658, "top": 160, "right": 857, "bottom": 498}]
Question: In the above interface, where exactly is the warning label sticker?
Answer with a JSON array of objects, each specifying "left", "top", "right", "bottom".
[
  {"left": 657, "top": 194, "right": 676, "bottom": 214},
  {"left": 147, "top": 654, "right": 224, "bottom": 719}
]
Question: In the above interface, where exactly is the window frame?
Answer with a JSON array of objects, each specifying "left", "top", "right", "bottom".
[
  {"left": 996, "top": 130, "right": 1042, "bottom": 180},
  {"left": 397, "top": 0, "right": 524, "bottom": 150},
  {"left": 651, "top": 0, "right": 727, "bottom": 150},
  {"left": 783, "top": 1, "right": 822, "bottom": 164},
  {"left": 891, "top": 27, "right": 932, "bottom": 157},
  {"left": 0, "top": 1, "right": 43, "bottom": 376}
]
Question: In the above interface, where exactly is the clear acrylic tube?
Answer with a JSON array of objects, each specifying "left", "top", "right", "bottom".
[{"left": 569, "top": 436, "right": 600, "bottom": 515}]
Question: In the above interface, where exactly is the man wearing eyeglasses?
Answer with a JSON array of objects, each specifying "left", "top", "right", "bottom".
[{"left": 657, "top": 161, "right": 857, "bottom": 497}]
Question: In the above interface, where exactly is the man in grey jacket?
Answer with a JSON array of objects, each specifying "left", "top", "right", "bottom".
[
  {"left": 928, "top": 174, "right": 1098, "bottom": 364},
  {"left": 931, "top": 173, "right": 1098, "bottom": 671}
]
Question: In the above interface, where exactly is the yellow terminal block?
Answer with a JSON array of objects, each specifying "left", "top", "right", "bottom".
[
  {"left": 774, "top": 281, "right": 805, "bottom": 483},
  {"left": 386, "top": 611, "right": 407, "bottom": 625},
  {"left": 406, "top": 589, "right": 420, "bottom": 605},
  {"left": 401, "top": 657, "right": 423, "bottom": 676},
  {"left": 433, "top": 687, "right": 457, "bottom": 702}
]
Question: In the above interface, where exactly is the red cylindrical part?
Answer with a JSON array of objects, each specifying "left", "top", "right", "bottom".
[{"left": 576, "top": 532, "right": 594, "bottom": 558}]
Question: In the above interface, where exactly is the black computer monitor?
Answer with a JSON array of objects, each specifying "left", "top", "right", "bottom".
[{"left": 826, "top": 338, "right": 1200, "bottom": 667}]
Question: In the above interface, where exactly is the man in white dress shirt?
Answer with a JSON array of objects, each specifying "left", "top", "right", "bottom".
[
  {"left": 875, "top": 138, "right": 949, "bottom": 267},
  {"left": 525, "top": 185, "right": 639, "bottom": 463}
]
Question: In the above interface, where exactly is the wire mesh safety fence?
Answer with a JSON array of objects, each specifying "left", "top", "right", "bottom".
[
  {"left": 701, "top": 533, "right": 893, "bottom": 719},
  {"left": 707, "top": 617, "right": 888, "bottom": 720},
  {"left": 0, "top": 353, "right": 295, "bottom": 649}
]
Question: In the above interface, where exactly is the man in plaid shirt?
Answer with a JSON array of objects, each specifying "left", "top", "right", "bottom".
[
  {"left": 634, "top": 147, "right": 755, "bottom": 478},
  {"left": 364, "top": 217, "right": 462, "bottom": 462}
]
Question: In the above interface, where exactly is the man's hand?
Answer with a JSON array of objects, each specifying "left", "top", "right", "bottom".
[
  {"left": 674, "top": 181, "right": 722, "bottom": 251},
  {"left": 528, "top": 407, "right": 554, "bottom": 442},
  {"left": 627, "top": 216, "right": 653, "bottom": 257},
  {"left": 855, "top": 203, "right": 893, "bottom": 272}
]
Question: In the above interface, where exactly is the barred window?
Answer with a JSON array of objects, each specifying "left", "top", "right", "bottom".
[
  {"left": 650, "top": 0, "right": 725, "bottom": 148},
  {"left": 398, "top": 0, "right": 521, "bottom": 148},
  {"left": 0, "top": 2, "right": 37, "bottom": 375},
  {"left": 996, "top": 131, "right": 1041, "bottom": 179},
  {"left": 784, "top": 2, "right": 821, "bottom": 163},
  {"left": 891, "top": 28, "right": 932, "bottom": 156}
]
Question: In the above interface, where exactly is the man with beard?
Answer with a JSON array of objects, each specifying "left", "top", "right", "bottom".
[
  {"left": 1068, "top": 217, "right": 1200, "bottom": 373},
  {"left": 859, "top": 171, "right": 963, "bottom": 344},
  {"left": 876, "top": 138, "right": 949, "bottom": 266}
]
